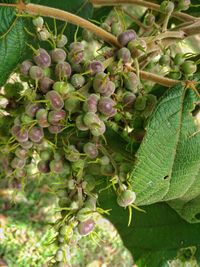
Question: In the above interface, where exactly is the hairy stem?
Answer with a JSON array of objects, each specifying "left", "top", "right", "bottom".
[{"left": 91, "top": 0, "right": 198, "bottom": 22}]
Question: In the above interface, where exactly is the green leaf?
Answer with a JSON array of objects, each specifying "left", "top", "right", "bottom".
[
  {"left": 99, "top": 190, "right": 200, "bottom": 267},
  {"left": 130, "top": 82, "right": 200, "bottom": 223},
  {"left": 0, "top": 6, "right": 27, "bottom": 86}
]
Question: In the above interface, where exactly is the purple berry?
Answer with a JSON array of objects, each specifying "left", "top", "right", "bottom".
[
  {"left": 50, "top": 159, "right": 63, "bottom": 173},
  {"left": 83, "top": 142, "right": 98, "bottom": 159},
  {"left": 45, "top": 90, "right": 64, "bottom": 111},
  {"left": 55, "top": 62, "right": 72, "bottom": 79},
  {"left": 117, "top": 47, "right": 131, "bottom": 63},
  {"left": 98, "top": 97, "right": 116, "bottom": 117},
  {"left": 48, "top": 109, "right": 66, "bottom": 125},
  {"left": 25, "top": 103, "right": 41, "bottom": 118},
  {"left": 56, "top": 34, "right": 68, "bottom": 48},
  {"left": 78, "top": 219, "right": 95, "bottom": 236},
  {"left": 117, "top": 30, "right": 137, "bottom": 46},
  {"left": 28, "top": 126, "right": 44, "bottom": 143},
  {"left": 75, "top": 115, "right": 89, "bottom": 131},
  {"left": 102, "top": 81, "right": 115, "bottom": 97},
  {"left": 11, "top": 125, "right": 29, "bottom": 143},
  {"left": 122, "top": 92, "right": 136, "bottom": 110},
  {"left": 29, "top": 66, "right": 44, "bottom": 80},
  {"left": 37, "top": 160, "right": 50, "bottom": 173},
  {"left": 93, "top": 72, "right": 110, "bottom": 94},
  {"left": 39, "top": 77, "right": 54, "bottom": 93},
  {"left": 69, "top": 42, "right": 83, "bottom": 51},
  {"left": 50, "top": 48, "right": 66, "bottom": 63},
  {"left": 124, "top": 72, "right": 139, "bottom": 92},
  {"left": 87, "top": 60, "right": 103, "bottom": 75},
  {"left": 19, "top": 140, "right": 33, "bottom": 149},
  {"left": 15, "top": 147, "right": 28, "bottom": 159},
  {"left": 48, "top": 125, "right": 64, "bottom": 134},
  {"left": 20, "top": 60, "right": 33, "bottom": 76},
  {"left": 36, "top": 109, "right": 50, "bottom": 128},
  {"left": 11, "top": 157, "right": 26, "bottom": 169},
  {"left": 33, "top": 48, "right": 51, "bottom": 68},
  {"left": 83, "top": 94, "right": 100, "bottom": 113}
]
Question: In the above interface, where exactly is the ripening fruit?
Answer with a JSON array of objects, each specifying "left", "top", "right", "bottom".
[
  {"left": 87, "top": 60, "right": 103, "bottom": 75},
  {"left": 99, "top": 155, "right": 110, "bottom": 165},
  {"left": 64, "top": 97, "right": 80, "bottom": 113},
  {"left": 11, "top": 125, "right": 29, "bottom": 143},
  {"left": 117, "top": 189, "right": 136, "bottom": 207},
  {"left": 111, "top": 21, "right": 123, "bottom": 36},
  {"left": 48, "top": 125, "right": 64, "bottom": 134},
  {"left": 20, "top": 140, "right": 33, "bottom": 149},
  {"left": 71, "top": 74, "right": 85, "bottom": 89},
  {"left": 65, "top": 145, "right": 80, "bottom": 162},
  {"left": 122, "top": 92, "right": 136, "bottom": 110},
  {"left": 76, "top": 207, "right": 92, "bottom": 222},
  {"left": 46, "top": 90, "right": 64, "bottom": 111},
  {"left": 176, "top": 0, "right": 190, "bottom": 11},
  {"left": 40, "top": 150, "right": 52, "bottom": 161},
  {"left": 83, "top": 112, "right": 101, "bottom": 127},
  {"left": 83, "top": 94, "right": 100, "bottom": 113},
  {"left": 48, "top": 109, "right": 66, "bottom": 125},
  {"left": 56, "top": 34, "right": 68, "bottom": 47},
  {"left": 84, "top": 176, "right": 96, "bottom": 192},
  {"left": 39, "top": 76, "right": 54, "bottom": 93},
  {"left": 33, "top": 48, "right": 51, "bottom": 68},
  {"left": 144, "top": 14, "right": 155, "bottom": 27},
  {"left": 55, "top": 62, "right": 72, "bottom": 80},
  {"left": 11, "top": 157, "right": 26, "bottom": 169},
  {"left": 117, "top": 29, "right": 137, "bottom": 46},
  {"left": 90, "top": 120, "right": 106, "bottom": 136},
  {"left": 78, "top": 218, "right": 95, "bottom": 236},
  {"left": 117, "top": 47, "right": 131, "bottom": 63},
  {"left": 69, "top": 42, "right": 83, "bottom": 51},
  {"left": 75, "top": 115, "right": 89, "bottom": 131},
  {"left": 25, "top": 103, "right": 41, "bottom": 118},
  {"left": 15, "top": 147, "right": 28, "bottom": 159},
  {"left": 38, "top": 29, "right": 51, "bottom": 41},
  {"left": 124, "top": 72, "right": 139, "bottom": 92},
  {"left": 97, "top": 97, "right": 116, "bottom": 117},
  {"left": 36, "top": 109, "right": 49, "bottom": 128},
  {"left": 49, "top": 159, "right": 63, "bottom": 173},
  {"left": 168, "top": 70, "right": 182, "bottom": 79},
  {"left": 15, "top": 168, "right": 26, "bottom": 178},
  {"left": 93, "top": 72, "right": 110, "bottom": 94},
  {"left": 32, "top": 16, "right": 44, "bottom": 28},
  {"left": 20, "top": 60, "right": 33, "bottom": 76},
  {"left": 29, "top": 66, "right": 44, "bottom": 80},
  {"left": 159, "top": 55, "right": 171, "bottom": 66},
  {"left": 100, "top": 163, "right": 114, "bottom": 175},
  {"left": 28, "top": 126, "right": 44, "bottom": 143},
  {"left": 160, "top": 1, "right": 174, "bottom": 13},
  {"left": 83, "top": 142, "right": 98, "bottom": 159},
  {"left": 127, "top": 39, "right": 147, "bottom": 58},
  {"left": 134, "top": 95, "right": 147, "bottom": 111},
  {"left": 102, "top": 81, "right": 116, "bottom": 97},
  {"left": 37, "top": 160, "right": 50, "bottom": 173},
  {"left": 181, "top": 60, "right": 197, "bottom": 75},
  {"left": 50, "top": 48, "right": 66, "bottom": 63},
  {"left": 53, "top": 81, "right": 75, "bottom": 96},
  {"left": 68, "top": 43, "right": 84, "bottom": 64},
  {"left": 174, "top": 53, "right": 185, "bottom": 65}
]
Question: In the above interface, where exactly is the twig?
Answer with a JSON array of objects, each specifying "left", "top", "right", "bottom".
[{"left": 90, "top": 0, "right": 198, "bottom": 22}]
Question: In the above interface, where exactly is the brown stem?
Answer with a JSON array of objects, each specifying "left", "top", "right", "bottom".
[{"left": 90, "top": 0, "right": 198, "bottom": 22}]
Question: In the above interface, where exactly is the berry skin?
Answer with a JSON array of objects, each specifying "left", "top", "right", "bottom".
[
  {"left": 127, "top": 39, "right": 147, "bottom": 58},
  {"left": 33, "top": 48, "right": 51, "bottom": 68},
  {"left": 37, "top": 160, "right": 50, "bottom": 173},
  {"left": 39, "top": 76, "right": 54, "bottom": 93},
  {"left": 181, "top": 60, "right": 197, "bottom": 75},
  {"left": 11, "top": 125, "right": 29, "bottom": 143},
  {"left": 78, "top": 218, "right": 95, "bottom": 236},
  {"left": 71, "top": 74, "right": 85, "bottom": 89},
  {"left": 111, "top": 22, "right": 123, "bottom": 36},
  {"left": 75, "top": 115, "right": 89, "bottom": 131},
  {"left": 144, "top": 14, "right": 155, "bottom": 27},
  {"left": 55, "top": 62, "right": 72, "bottom": 80},
  {"left": 45, "top": 90, "right": 64, "bottom": 111},
  {"left": 76, "top": 207, "right": 92, "bottom": 222},
  {"left": 69, "top": 42, "right": 83, "bottom": 51},
  {"left": 176, "top": 0, "right": 190, "bottom": 11},
  {"left": 40, "top": 150, "right": 52, "bottom": 161},
  {"left": 64, "top": 97, "right": 80, "bottom": 113},
  {"left": 38, "top": 29, "right": 51, "bottom": 41},
  {"left": 90, "top": 120, "right": 106, "bottom": 136},
  {"left": 174, "top": 53, "right": 185, "bottom": 66},
  {"left": 50, "top": 48, "right": 66, "bottom": 63},
  {"left": 83, "top": 112, "right": 101, "bottom": 128},
  {"left": 93, "top": 72, "right": 110, "bottom": 94},
  {"left": 20, "top": 60, "right": 33, "bottom": 76},
  {"left": 48, "top": 109, "right": 66, "bottom": 125},
  {"left": 83, "top": 94, "right": 100, "bottom": 113},
  {"left": 124, "top": 72, "right": 139, "bottom": 93},
  {"left": 15, "top": 147, "right": 28, "bottom": 159},
  {"left": 29, "top": 66, "right": 44, "bottom": 80},
  {"left": 117, "top": 30, "right": 137, "bottom": 46},
  {"left": 102, "top": 81, "right": 116, "bottom": 97},
  {"left": 117, "top": 189, "right": 136, "bottom": 207},
  {"left": 56, "top": 34, "right": 68, "bottom": 48},
  {"left": 32, "top": 17, "right": 44, "bottom": 28},
  {"left": 28, "top": 126, "right": 44, "bottom": 143},
  {"left": 65, "top": 145, "right": 80, "bottom": 162},
  {"left": 48, "top": 125, "right": 64, "bottom": 134},
  {"left": 36, "top": 108, "right": 50, "bottom": 128},
  {"left": 98, "top": 97, "right": 116, "bottom": 117},
  {"left": 159, "top": 55, "right": 171, "bottom": 66},
  {"left": 122, "top": 92, "right": 136, "bottom": 110},
  {"left": 87, "top": 60, "right": 103, "bottom": 75},
  {"left": 11, "top": 157, "right": 26, "bottom": 169},
  {"left": 117, "top": 47, "right": 131, "bottom": 64},
  {"left": 53, "top": 81, "right": 75, "bottom": 96},
  {"left": 25, "top": 103, "right": 41, "bottom": 118},
  {"left": 83, "top": 142, "right": 98, "bottom": 159},
  {"left": 49, "top": 159, "right": 63, "bottom": 173}
]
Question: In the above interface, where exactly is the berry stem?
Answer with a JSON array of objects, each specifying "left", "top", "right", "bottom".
[{"left": 90, "top": 0, "right": 198, "bottom": 22}]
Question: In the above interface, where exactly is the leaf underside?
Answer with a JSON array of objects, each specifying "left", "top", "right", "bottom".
[
  {"left": 130, "top": 83, "right": 200, "bottom": 223},
  {"left": 0, "top": 6, "right": 27, "bottom": 86}
]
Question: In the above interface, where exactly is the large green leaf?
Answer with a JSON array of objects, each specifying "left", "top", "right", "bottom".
[
  {"left": 0, "top": 6, "right": 27, "bottom": 86},
  {"left": 99, "top": 190, "right": 200, "bottom": 267},
  {"left": 130, "top": 82, "right": 200, "bottom": 223}
]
